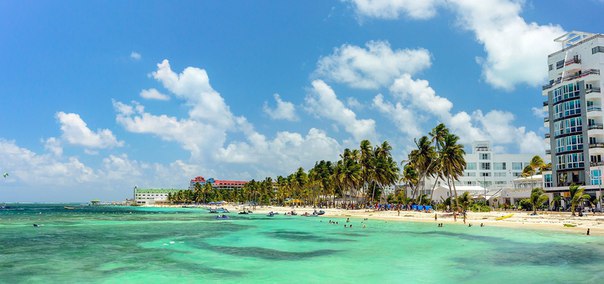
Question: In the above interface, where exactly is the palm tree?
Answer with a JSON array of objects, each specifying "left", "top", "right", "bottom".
[
  {"left": 550, "top": 195, "right": 562, "bottom": 211},
  {"left": 440, "top": 133, "right": 466, "bottom": 211},
  {"left": 457, "top": 191, "right": 472, "bottom": 213},
  {"left": 407, "top": 136, "right": 436, "bottom": 200},
  {"left": 569, "top": 184, "right": 590, "bottom": 216},
  {"left": 529, "top": 155, "right": 545, "bottom": 174},
  {"left": 529, "top": 188, "right": 548, "bottom": 215},
  {"left": 359, "top": 140, "right": 375, "bottom": 203},
  {"left": 428, "top": 123, "right": 449, "bottom": 200}
]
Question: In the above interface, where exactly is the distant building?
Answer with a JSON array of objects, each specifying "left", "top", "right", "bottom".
[
  {"left": 541, "top": 31, "right": 604, "bottom": 210},
  {"left": 189, "top": 176, "right": 247, "bottom": 190},
  {"left": 134, "top": 188, "right": 183, "bottom": 205}
]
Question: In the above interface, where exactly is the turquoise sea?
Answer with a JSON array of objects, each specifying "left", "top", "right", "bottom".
[{"left": 1, "top": 204, "right": 603, "bottom": 283}]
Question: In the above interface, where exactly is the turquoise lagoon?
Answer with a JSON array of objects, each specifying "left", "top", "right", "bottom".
[{"left": 1, "top": 204, "right": 603, "bottom": 283}]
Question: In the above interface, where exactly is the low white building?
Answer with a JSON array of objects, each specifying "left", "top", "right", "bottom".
[{"left": 134, "top": 188, "right": 184, "bottom": 205}]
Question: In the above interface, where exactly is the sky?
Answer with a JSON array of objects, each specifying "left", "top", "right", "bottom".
[{"left": 1, "top": 0, "right": 604, "bottom": 202}]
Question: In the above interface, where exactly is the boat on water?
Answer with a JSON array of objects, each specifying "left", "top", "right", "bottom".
[
  {"left": 316, "top": 210, "right": 325, "bottom": 215},
  {"left": 64, "top": 206, "right": 76, "bottom": 210},
  {"left": 215, "top": 214, "right": 229, "bottom": 220},
  {"left": 267, "top": 211, "right": 277, "bottom": 217},
  {"left": 209, "top": 209, "right": 219, "bottom": 213},
  {"left": 238, "top": 210, "right": 252, "bottom": 215}
]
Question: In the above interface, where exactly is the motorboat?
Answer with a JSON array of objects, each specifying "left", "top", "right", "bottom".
[
  {"left": 317, "top": 210, "right": 325, "bottom": 215},
  {"left": 215, "top": 214, "right": 229, "bottom": 220}
]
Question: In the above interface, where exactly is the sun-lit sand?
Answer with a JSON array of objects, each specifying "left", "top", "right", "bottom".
[{"left": 147, "top": 204, "right": 604, "bottom": 236}]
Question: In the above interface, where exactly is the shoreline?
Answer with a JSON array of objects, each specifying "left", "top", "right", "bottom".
[{"left": 145, "top": 204, "right": 604, "bottom": 236}]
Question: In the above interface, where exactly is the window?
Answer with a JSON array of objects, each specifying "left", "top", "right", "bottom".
[
  {"left": 465, "top": 172, "right": 476, "bottom": 177},
  {"left": 495, "top": 181, "right": 507, "bottom": 185},
  {"left": 479, "top": 153, "right": 490, "bottom": 160},
  {"left": 493, "top": 162, "right": 506, "bottom": 170},
  {"left": 494, "top": 172, "right": 507, "bottom": 177},
  {"left": 480, "top": 162, "right": 491, "bottom": 170},
  {"left": 480, "top": 172, "right": 491, "bottom": 177},
  {"left": 592, "top": 46, "right": 604, "bottom": 54},
  {"left": 556, "top": 59, "right": 565, "bottom": 69},
  {"left": 512, "top": 162, "right": 523, "bottom": 170},
  {"left": 591, "top": 169, "right": 602, "bottom": 185},
  {"left": 466, "top": 163, "right": 477, "bottom": 170},
  {"left": 544, "top": 173, "right": 553, "bottom": 187},
  {"left": 548, "top": 64, "right": 553, "bottom": 71},
  {"left": 513, "top": 172, "right": 522, "bottom": 177}
]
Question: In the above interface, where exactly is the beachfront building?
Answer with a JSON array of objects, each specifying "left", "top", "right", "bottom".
[
  {"left": 454, "top": 141, "right": 536, "bottom": 190},
  {"left": 415, "top": 141, "right": 539, "bottom": 204},
  {"left": 541, "top": 31, "right": 604, "bottom": 210},
  {"left": 189, "top": 176, "right": 247, "bottom": 190},
  {"left": 134, "top": 188, "right": 184, "bottom": 205}
]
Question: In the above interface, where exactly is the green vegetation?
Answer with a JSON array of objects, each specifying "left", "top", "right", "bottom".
[
  {"left": 569, "top": 184, "right": 590, "bottom": 216},
  {"left": 165, "top": 124, "right": 469, "bottom": 209},
  {"left": 529, "top": 188, "right": 549, "bottom": 215}
]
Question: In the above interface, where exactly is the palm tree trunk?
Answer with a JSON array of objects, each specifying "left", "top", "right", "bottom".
[
  {"left": 429, "top": 176, "right": 439, "bottom": 201},
  {"left": 451, "top": 176, "right": 459, "bottom": 211}
]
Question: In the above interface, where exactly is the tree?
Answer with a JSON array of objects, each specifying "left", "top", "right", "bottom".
[
  {"left": 529, "top": 188, "right": 548, "bottom": 215},
  {"left": 407, "top": 136, "right": 436, "bottom": 200},
  {"left": 569, "top": 184, "right": 590, "bottom": 216},
  {"left": 428, "top": 123, "right": 449, "bottom": 200},
  {"left": 550, "top": 195, "right": 562, "bottom": 211},
  {"left": 440, "top": 133, "right": 466, "bottom": 211},
  {"left": 457, "top": 191, "right": 473, "bottom": 212}
]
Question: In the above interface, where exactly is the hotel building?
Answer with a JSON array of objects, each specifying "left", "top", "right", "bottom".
[
  {"left": 421, "top": 141, "right": 538, "bottom": 197},
  {"left": 541, "top": 31, "right": 604, "bottom": 208},
  {"left": 134, "top": 188, "right": 183, "bottom": 205},
  {"left": 189, "top": 176, "right": 247, "bottom": 190}
]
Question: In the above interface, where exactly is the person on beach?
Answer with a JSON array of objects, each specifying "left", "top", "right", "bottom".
[
  {"left": 453, "top": 212, "right": 457, "bottom": 222},
  {"left": 587, "top": 228, "right": 590, "bottom": 236},
  {"left": 434, "top": 213, "right": 437, "bottom": 221}
]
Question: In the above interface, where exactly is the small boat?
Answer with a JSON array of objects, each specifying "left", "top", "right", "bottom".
[
  {"left": 267, "top": 211, "right": 275, "bottom": 217},
  {"left": 64, "top": 206, "right": 76, "bottom": 210},
  {"left": 317, "top": 210, "right": 325, "bottom": 215},
  {"left": 238, "top": 211, "right": 249, "bottom": 215},
  {"left": 215, "top": 215, "right": 229, "bottom": 220},
  {"left": 209, "top": 209, "right": 219, "bottom": 213}
]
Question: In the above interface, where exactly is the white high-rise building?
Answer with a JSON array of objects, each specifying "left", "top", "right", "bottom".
[
  {"left": 542, "top": 31, "right": 604, "bottom": 209},
  {"left": 420, "top": 141, "right": 538, "bottom": 197},
  {"left": 454, "top": 141, "right": 535, "bottom": 190}
]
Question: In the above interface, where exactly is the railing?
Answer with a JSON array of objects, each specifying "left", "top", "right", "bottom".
[
  {"left": 543, "top": 101, "right": 548, "bottom": 106},
  {"left": 546, "top": 150, "right": 551, "bottom": 155},
  {"left": 591, "top": 161, "right": 604, "bottom": 167},
  {"left": 589, "top": 124, "right": 604, "bottom": 130},
  {"left": 586, "top": 87, "right": 601, "bottom": 94},
  {"left": 543, "top": 69, "right": 600, "bottom": 90},
  {"left": 544, "top": 117, "right": 550, "bottom": 123},
  {"left": 545, "top": 133, "right": 551, "bottom": 138},
  {"left": 589, "top": 143, "right": 604, "bottom": 148},
  {"left": 564, "top": 57, "right": 581, "bottom": 66},
  {"left": 588, "top": 106, "right": 602, "bottom": 112}
]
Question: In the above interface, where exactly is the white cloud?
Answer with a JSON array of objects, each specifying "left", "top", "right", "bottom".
[
  {"left": 305, "top": 80, "right": 376, "bottom": 141},
  {"left": 140, "top": 88, "right": 170, "bottom": 101},
  {"left": 531, "top": 106, "right": 547, "bottom": 118},
  {"left": 315, "top": 41, "right": 431, "bottom": 89},
  {"left": 43, "top": 137, "right": 63, "bottom": 156},
  {"left": 448, "top": 0, "right": 565, "bottom": 90},
  {"left": 152, "top": 59, "right": 234, "bottom": 128},
  {"left": 113, "top": 100, "right": 224, "bottom": 159},
  {"left": 389, "top": 74, "right": 453, "bottom": 118},
  {"left": 347, "top": 0, "right": 566, "bottom": 90},
  {"left": 263, "top": 94, "right": 298, "bottom": 121},
  {"left": 348, "top": 0, "right": 442, "bottom": 20},
  {"left": 217, "top": 128, "right": 342, "bottom": 173},
  {"left": 0, "top": 139, "right": 96, "bottom": 186},
  {"left": 346, "top": 97, "right": 363, "bottom": 110},
  {"left": 372, "top": 94, "right": 421, "bottom": 138},
  {"left": 130, "top": 51, "right": 141, "bottom": 61},
  {"left": 57, "top": 112, "right": 123, "bottom": 149}
]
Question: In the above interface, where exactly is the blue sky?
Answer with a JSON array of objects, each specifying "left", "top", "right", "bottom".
[{"left": 1, "top": 0, "right": 604, "bottom": 202}]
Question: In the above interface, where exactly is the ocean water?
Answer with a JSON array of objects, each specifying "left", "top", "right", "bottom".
[{"left": 1, "top": 204, "right": 603, "bottom": 283}]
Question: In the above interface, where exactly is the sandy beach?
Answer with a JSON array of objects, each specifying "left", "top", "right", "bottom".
[{"left": 147, "top": 204, "right": 604, "bottom": 236}]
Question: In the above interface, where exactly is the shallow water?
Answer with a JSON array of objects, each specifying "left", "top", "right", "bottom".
[{"left": 1, "top": 204, "right": 603, "bottom": 283}]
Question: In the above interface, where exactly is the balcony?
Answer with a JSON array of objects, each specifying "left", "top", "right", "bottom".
[
  {"left": 543, "top": 101, "right": 548, "bottom": 106},
  {"left": 544, "top": 117, "right": 550, "bottom": 123},
  {"left": 545, "top": 133, "right": 551, "bottom": 138},
  {"left": 564, "top": 69, "right": 600, "bottom": 82},
  {"left": 588, "top": 124, "right": 604, "bottom": 130},
  {"left": 546, "top": 149, "right": 551, "bottom": 155},
  {"left": 565, "top": 57, "right": 581, "bottom": 66},
  {"left": 586, "top": 87, "right": 601, "bottom": 94},
  {"left": 591, "top": 161, "right": 604, "bottom": 167},
  {"left": 589, "top": 143, "right": 604, "bottom": 149}
]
